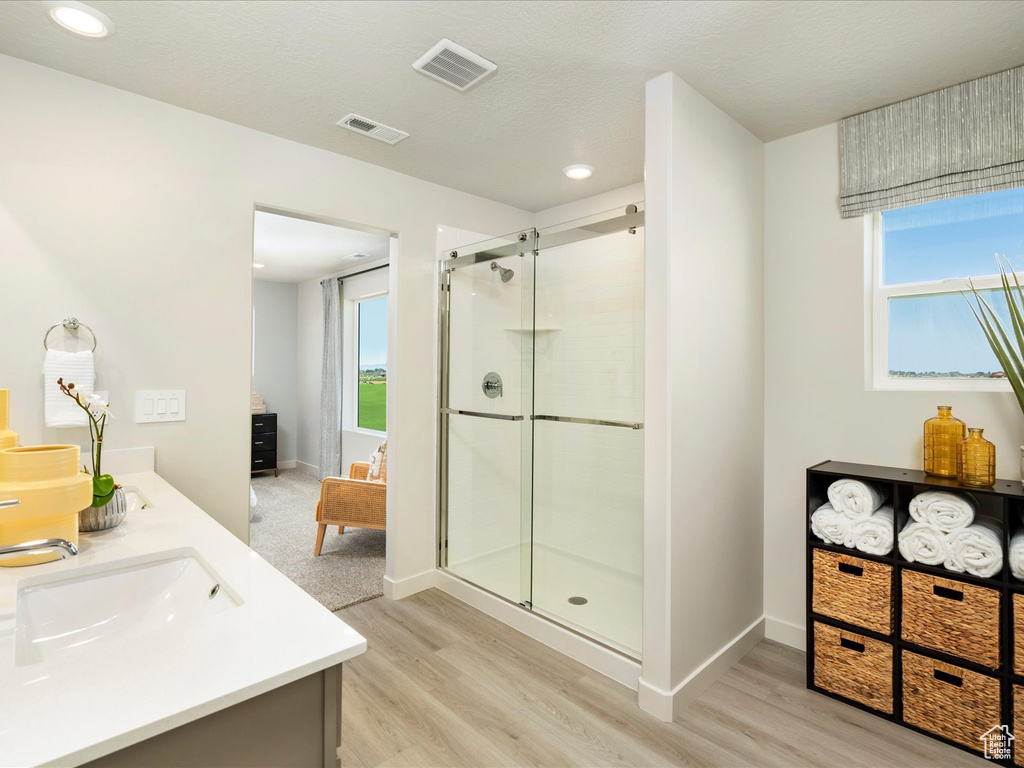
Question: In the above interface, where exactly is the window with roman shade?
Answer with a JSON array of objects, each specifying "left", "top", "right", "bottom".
[
  {"left": 854, "top": 65, "right": 1024, "bottom": 391},
  {"left": 839, "top": 65, "right": 1024, "bottom": 218}
]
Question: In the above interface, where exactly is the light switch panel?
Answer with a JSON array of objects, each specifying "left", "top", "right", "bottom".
[{"left": 135, "top": 390, "right": 186, "bottom": 423}]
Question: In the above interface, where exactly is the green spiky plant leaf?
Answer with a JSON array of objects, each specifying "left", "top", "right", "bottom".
[{"left": 964, "top": 256, "right": 1024, "bottom": 416}]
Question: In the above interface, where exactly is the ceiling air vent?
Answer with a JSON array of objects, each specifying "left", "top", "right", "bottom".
[
  {"left": 347, "top": 253, "right": 369, "bottom": 260},
  {"left": 336, "top": 113, "right": 409, "bottom": 145},
  {"left": 413, "top": 38, "right": 497, "bottom": 92}
]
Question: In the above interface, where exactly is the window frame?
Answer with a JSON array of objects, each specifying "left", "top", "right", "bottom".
[
  {"left": 353, "top": 292, "right": 388, "bottom": 435},
  {"left": 867, "top": 211, "right": 1013, "bottom": 393}
]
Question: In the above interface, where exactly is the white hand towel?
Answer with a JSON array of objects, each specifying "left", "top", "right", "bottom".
[
  {"left": 43, "top": 349, "right": 95, "bottom": 428},
  {"left": 898, "top": 520, "right": 949, "bottom": 566},
  {"left": 811, "top": 503, "right": 853, "bottom": 548},
  {"left": 908, "top": 490, "right": 976, "bottom": 532},
  {"left": 827, "top": 479, "right": 889, "bottom": 520},
  {"left": 1010, "top": 529, "right": 1024, "bottom": 581},
  {"left": 946, "top": 517, "right": 1003, "bottom": 579},
  {"left": 851, "top": 506, "right": 896, "bottom": 556}
]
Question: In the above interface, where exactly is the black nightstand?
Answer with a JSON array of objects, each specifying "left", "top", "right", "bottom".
[{"left": 251, "top": 413, "right": 278, "bottom": 477}]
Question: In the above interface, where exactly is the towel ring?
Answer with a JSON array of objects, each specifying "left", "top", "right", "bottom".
[{"left": 43, "top": 317, "right": 97, "bottom": 353}]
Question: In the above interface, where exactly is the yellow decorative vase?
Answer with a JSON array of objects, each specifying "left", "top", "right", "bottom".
[
  {"left": 0, "top": 389, "right": 17, "bottom": 450},
  {"left": 0, "top": 445, "right": 91, "bottom": 566},
  {"left": 923, "top": 405, "right": 966, "bottom": 478},
  {"left": 957, "top": 428, "right": 996, "bottom": 488}
]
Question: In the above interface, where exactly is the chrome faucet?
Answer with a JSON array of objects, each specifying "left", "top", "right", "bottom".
[{"left": 0, "top": 501, "right": 79, "bottom": 562}]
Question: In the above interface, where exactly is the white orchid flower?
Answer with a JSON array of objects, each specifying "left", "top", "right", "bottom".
[{"left": 81, "top": 392, "right": 115, "bottom": 420}]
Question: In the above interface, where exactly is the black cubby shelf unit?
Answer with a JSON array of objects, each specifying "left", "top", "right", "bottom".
[{"left": 806, "top": 460, "right": 1024, "bottom": 766}]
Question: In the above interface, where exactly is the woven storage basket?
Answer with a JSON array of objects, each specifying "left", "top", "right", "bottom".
[
  {"left": 902, "top": 570, "right": 1000, "bottom": 669},
  {"left": 812, "top": 548, "right": 893, "bottom": 634},
  {"left": 812, "top": 622, "right": 893, "bottom": 713},
  {"left": 1015, "top": 685, "right": 1024, "bottom": 766},
  {"left": 1014, "top": 594, "right": 1024, "bottom": 677},
  {"left": 902, "top": 650, "right": 1000, "bottom": 751}
]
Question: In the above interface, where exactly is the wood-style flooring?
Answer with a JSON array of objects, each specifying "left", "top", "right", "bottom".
[{"left": 336, "top": 589, "right": 985, "bottom": 768}]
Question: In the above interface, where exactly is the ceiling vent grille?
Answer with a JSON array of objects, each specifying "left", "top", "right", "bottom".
[
  {"left": 413, "top": 38, "right": 497, "bottom": 92},
  {"left": 336, "top": 114, "right": 409, "bottom": 145}
]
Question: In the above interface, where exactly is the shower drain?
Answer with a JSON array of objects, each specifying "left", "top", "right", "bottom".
[{"left": 567, "top": 596, "right": 588, "bottom": 606}]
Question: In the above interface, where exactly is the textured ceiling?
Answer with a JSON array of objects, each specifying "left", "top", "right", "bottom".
[
  {"left": 253, "top": 211, "right": 389, "bottom": 284},
  {"left": 2, "top": 1, "right": 1024, "bottom": 210}
]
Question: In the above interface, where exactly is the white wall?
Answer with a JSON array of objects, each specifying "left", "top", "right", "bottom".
[
  {"left": 0, "top": 54, "right": 533, "bottom": 582},
  {"left": 296, "top": 276, "right": 323, "bottom": 475},
  {"left": 252, "top": 280, "right": 298, "bottom": 463},
  {"left": 763, "top": 123, "right": 1024, "bottom": 647},
  {"left": 641, "top": 72, "right": 765, "bottom": 719}
]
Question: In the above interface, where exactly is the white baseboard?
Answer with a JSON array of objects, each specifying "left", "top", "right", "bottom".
[
  {"left": 765, "top": 616, "right": 806, "bottom": 651},
  {"left": 295, "top": 460, "right": 318, "bottom": 477},
  {"left": 435, "top": 570, "right": 641, "bottom": 691},
  {"left": 277, "top": 460, "right": 297, "bottom": 470},
  {"left": 383, "top": 569, "right": 438, "bottom": 600},
  {"left": 638, "top": 615, "right": 766, "bottom": 722}
]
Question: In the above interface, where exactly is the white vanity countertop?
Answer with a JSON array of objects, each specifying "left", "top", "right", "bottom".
[{"left": 0, "top": 471, "right": 367, "bottom": 767}]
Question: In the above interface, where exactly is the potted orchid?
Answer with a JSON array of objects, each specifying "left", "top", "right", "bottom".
[{"left": 57, "top": 377, "right": 126, "bottom": 530}]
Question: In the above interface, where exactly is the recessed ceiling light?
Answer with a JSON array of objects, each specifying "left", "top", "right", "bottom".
[
  {"left": 563, "top": 164, "right": 594, "bottom": 181},
  {"left": 43, "top": 1, "right": 115, "bottom": 38},
  {"left": 253, "top": 263, "right": 266, "bottom": 269}
]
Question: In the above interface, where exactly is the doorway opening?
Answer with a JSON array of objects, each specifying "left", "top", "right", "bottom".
[{"left": 249, "top": 208, "right": 393, "bottom": 612}]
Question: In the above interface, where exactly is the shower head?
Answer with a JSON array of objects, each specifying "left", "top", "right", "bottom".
[{"left": 490, "top": 262, "right": 514, "bottom": 283}]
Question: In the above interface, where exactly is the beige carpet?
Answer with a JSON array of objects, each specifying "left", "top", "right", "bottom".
[{"left": 250, "top": 469, "right": 385, "bottom": 611}]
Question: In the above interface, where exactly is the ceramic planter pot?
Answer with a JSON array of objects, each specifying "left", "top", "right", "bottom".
[{"left": 79, "top": 486, "right": 126, "bottom": 532}]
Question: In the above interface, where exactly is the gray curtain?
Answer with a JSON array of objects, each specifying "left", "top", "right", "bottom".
[
  {"left": 839, "top": 65, "right": 1024, "bottom": 218},
  {"left": 319, "top": 279, "right": 343, "bottom": 480}
]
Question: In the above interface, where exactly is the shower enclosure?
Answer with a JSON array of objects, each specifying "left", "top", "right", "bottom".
[{"left": 438, "top": 205, "right": 644, "bottom": 656}]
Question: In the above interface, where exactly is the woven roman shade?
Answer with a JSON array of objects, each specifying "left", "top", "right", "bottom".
[{"left": 839, "top": 65, "right": 1024, "bottom": 218}]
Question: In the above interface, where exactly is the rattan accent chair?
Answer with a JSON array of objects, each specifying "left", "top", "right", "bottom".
[{"left": 313, "top": 460, "right": 386, "bottom": 556}]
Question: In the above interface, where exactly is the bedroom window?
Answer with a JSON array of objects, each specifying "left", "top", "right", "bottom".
[
  {"left": 356, "top": 295, "right": 387, "bottom": 432},
  {"left": 869, "top": 186, "right": 1024, "bottom": 390}
]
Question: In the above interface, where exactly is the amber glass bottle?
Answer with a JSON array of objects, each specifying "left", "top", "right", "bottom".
[
  {"left": 957, "top": 428, "right": 996, "bottom": 487},
  {"left": 923, "top": 405, "right": 966, "bottom": 477}
]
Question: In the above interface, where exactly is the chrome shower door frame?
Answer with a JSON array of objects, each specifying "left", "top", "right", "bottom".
[
  {"left": 437, "top": 229, "right": 538, "bottom": 611},
  {"left": 436, "top": 203, "right": 646, "bottom": 647}
]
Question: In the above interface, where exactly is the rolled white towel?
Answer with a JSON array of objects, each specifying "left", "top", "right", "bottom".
[
  {"left": 908, "top": 490, "right": 976, "bottom": 533},
  {"left": 1011, "top": 529, "right": 1024, "bottom": 581},
  {"left": 811, "top": 503, "right": 853, "bottom": 548},
  {"left": 899, "top": 520, "right": 949, "bottom": 566},
  {"left": 946, "top": 517, "right": 1003, "bottom": 579},
  {"left": 851, "top": 506, "right": 896, "bottom": 556},
  {"left": 827, "top": 479, "right": 889, "bottom": 520}
]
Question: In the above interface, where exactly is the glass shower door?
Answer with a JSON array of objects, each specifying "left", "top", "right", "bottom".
[
  {"left": 439, "top": 207, "right": 644, "bottom": 658},
  {"left": 530, "top": 215, "right": 645, "bottom": 655},
  {"left": 440, "top": 232, "right": 535, "bottom": 606}
]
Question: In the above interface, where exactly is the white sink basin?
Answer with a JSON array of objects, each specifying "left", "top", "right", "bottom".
[{"left": 14, "top": 548, "right": 242, "bottom": 665}]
